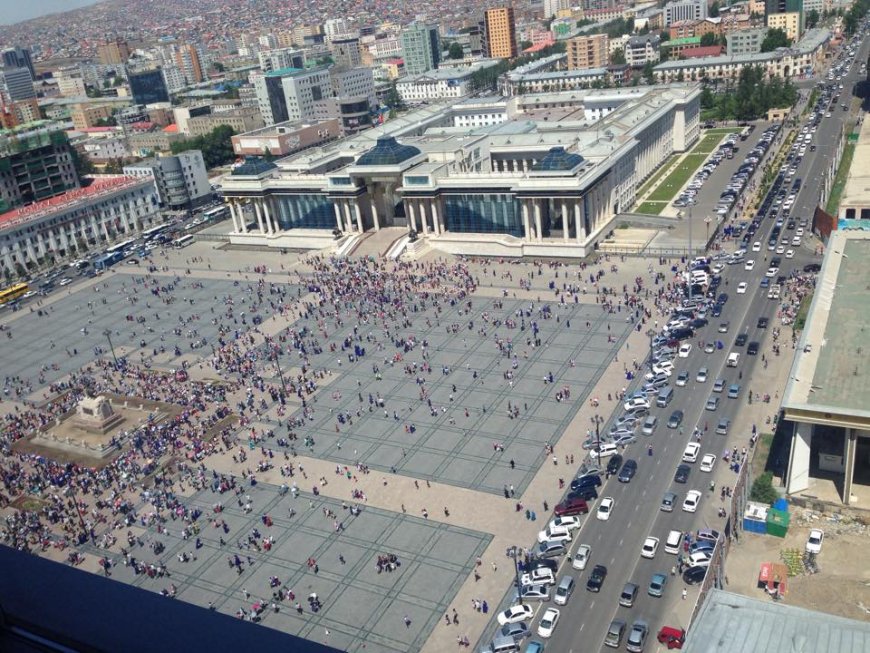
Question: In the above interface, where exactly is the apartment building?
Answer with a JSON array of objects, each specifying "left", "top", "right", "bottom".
[{"left": 567, "top": 34, "right": 610, "bottom": 70}]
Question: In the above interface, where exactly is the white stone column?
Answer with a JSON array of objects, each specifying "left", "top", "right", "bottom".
[
  {"left": 334, "top": 201, "right": 343, "bottom": 231},
  {"left": 343, "top": 199, "right": 354, "bottom": 232},
  {"left": 431, "top": 199, "right": 441, "bottom": 235},
  {"left": 2, "top": 250, "right": 13, "bottom": 275},
  {"left": 240, "top": 202, "right": 249, "bottom": 233},
  {"left": 407, "top": 199, "right": 418, "bottom": 233},
  {"left": 419, "top": 200, "right": 429, "bottom": 236},
  {"left": 354, "top": 200, "right": 364, "bottom": 233},
  {"left": 101, "top": 220, "right": 111, "bottom": 241},
  {"left": 262, "top": 199, "right": 274, "bottom": 234},
  {"left": 229, "top": 201, "right": 240, "bottom": 232},
  {"left": 561, "top": 200, "right": 569, "bottom": 243},
  {"left": 370, "top": 197, "right": 380, "bottom": 231},
  {"left": 533, "top": 200, "right": 543, "bottom": 242},
  {"left": 254, "top": 200, "right": 265, "bottom": 233},
  {"left": 521, "top": 200, "right": 531, "bottom": 241},
  {"left": 575, "top": 201, "right": 584, "bottom": 243}
]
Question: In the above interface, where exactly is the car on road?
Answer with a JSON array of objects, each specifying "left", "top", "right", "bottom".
[
  {"left": 752, "top": 241, "right": 762, "bottom": 251},
  {"left": 675, "top": 370, "right": 689, "bottom": 387},
  {"left": 674, "top": 464, "right": 691, "bottom": 484},
  {"left": 537, "top": 525, "right": 572, "bottom": 544},
  {"left": 696, "top": 528, "right": 722, "bottom": 544},
  {"left": 589, "top": 443, "right": 620, "bottom": 459},
  {"left": 624, "top": 396, "right": 651, "bottom": 412},
  {"left": 757, "top": 317, "right": 769, "bottom": 329},
  {"left": 586, "top": 564, "right": 607, "bottom": 592},
  {"left": 667, "top": 410, "right": 684, "bottom": 429},
  {"left": 641, "top": 536, "right": 659, "bottom": 559},
  {"left": 704, "top": 342, "right": 716, "bottom": 354},
  {"left": 572, "top": 544, "right": 592, "bottom": 570},
  {"left": 728, "top": 384, "right": 741, "bottom": 399},
  {"left": 718, "top": 321, "right": 729, "bottom": 333},
  {"left": 804, "top": 263, "right": 821, "bottom": 273},
  {"left": 597, "top": 497, "right": 615, "bottom": 521},
  {"left": 660, "top": 490, "right": 678, "bottom": 512},
  {"left": 497, "top": 604, "right": 534, "bottom": 625},
  {"left": 59, "top": 277, "right": 72, "bottom": 286},
  {"left": 682, "top": 490, "right": 702, "bottom": 513},
  {"left": 678, "top": 343, "right": 692, "bottom": 358},
  {"left": 626, "top": 620, "right": 649, "bottom": 653},
  {"left": 682, "top": 565, "right": 707, "bottom": 585},
  {"left": 604, "top": 453, "right": 623, "bottom": 476},
  {"left": 524, "top": 640, "right": 545, "bottom": 653},
  {"left": 515, "top": 583, "right": 551, "bottom": 602},
  {"left": 745, "top": 260, "right": 755, "bottom": 271},
  {"left": 537, "top": 607, "right": 560, "bottom": 638},
  {"left": 604, "top": 619, "right": 626, "bottom": 648},
  {"left": 612, "top": 434, "right": 637, "bottom": 448},
  {"left": 715, "top": 418, "right": 730, "bottom": 435},
  {"left": 500, "top": 621, "right": 531, "bottom": 643},
  {"left": 737, "top": 282, "right": 747, "bottom": 294},
  {"left": 554, "top": 499, "right": 588, "bottom": 518},
  {"left": 806, "top": 528, "right": 824, "bottom": 554},
  {"left": 689, "top": 540, "right": 716, "bottom": 555},
  {"left": 696, "top": 367, "right": 708, "bottom": 383},
  {"left": 648, "top": 573, "right": 668, "bottom": 598},
  {"left": 686, "top": 550, "right": 712, "bottom": 568},
  {"left": 548, "top": 515, "right": 582, "bottom": 532},
  {"left": 700, "top": 454, "right": 717, "bottom": 472},
  {"left": 712, "top": 378, "right": 726, "bottom": 393},
  {"left": 735, "top": 333, "right": 748, "bottom": 346},
  {"left": 785, "top": 249, "right": 795, "bottom": 259},
  {"left": 618, "top": 459, "right": 638, "bottom": 482},
  {"left": 766, "top": 266, "right": 779, "bottom": 278},
  {"left": 705, "top": 396, "right": 719, "bottom": 411},
  {"left": 747, "top": 341, "right": 760, "bottom": 355},
  {"left": 682, "top": 442, "right": 700, "bottom": 463},
  {"left": 520, "top": 567, "right": 556, "bottom": 587},
  {"left": 657, "top": 626, "right": 686, "bottom": 649}
]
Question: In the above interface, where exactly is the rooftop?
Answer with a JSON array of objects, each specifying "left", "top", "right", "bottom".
[
  {"left": 782, "top": 230, "right": 870, "bottom": 423},
  {"left": 839, "top": 118, "right": 870, "bottom": 209},
  {"left": 685, "top": 590, "right": 870, "bottom": 652}
]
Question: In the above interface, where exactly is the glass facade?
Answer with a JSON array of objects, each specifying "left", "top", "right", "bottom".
[
  {"left": 275, "top": 194, "right": 334, "bottom": 229},
  {"left": 444, "top": 194, "right": 522, "bottom": 236},
  {"left": 128, "top": 70, "right": 169, "bottom": 105}
]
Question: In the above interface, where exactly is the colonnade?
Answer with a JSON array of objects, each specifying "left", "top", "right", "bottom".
[
  {"left": 404, "top": 197, "right": 444, "bottom": 236},
  {"left": 227, "top": 197, "right": 280, "bottom": 235},
  {"left": 332, "top": 198, "right": 364, "bottom": 233},
  {"left": 517, "top": 190, "right": 607, "bottom": 243}
]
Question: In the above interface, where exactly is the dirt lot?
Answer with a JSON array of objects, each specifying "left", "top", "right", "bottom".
[{"left": 726, "top": 511, "right": 870, "bottom": 622}]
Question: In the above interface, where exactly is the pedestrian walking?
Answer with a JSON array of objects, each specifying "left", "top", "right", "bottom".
[{"left": 682, "top": 588, "right": 687, "bottom": 600}]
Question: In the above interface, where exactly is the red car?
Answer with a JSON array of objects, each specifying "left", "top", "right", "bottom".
[
  {"left": 657, "top": 626, "right": 685, "bottom": 649},
  {"left": 554, "top": 498, "right": 588, "bottom": 517}
]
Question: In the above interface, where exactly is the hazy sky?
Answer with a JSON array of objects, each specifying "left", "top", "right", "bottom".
[{"left": 0, "top": 0, "right": 104, "bottom": 25}]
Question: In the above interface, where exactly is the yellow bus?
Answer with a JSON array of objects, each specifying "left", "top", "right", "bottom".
[{"left": 0, "top": 282, "right": 28, "bottom": 305}]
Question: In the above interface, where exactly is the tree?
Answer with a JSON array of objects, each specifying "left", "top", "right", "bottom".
[
  {"left": 750, "top": 471, "right": 779, "bottom": 504},
  {"left": 448, "top": 42, "right": 464, "bottom": 59},
  {"left": 384, "top": 81, "right": 404, "bottom": 110},
  {"left": 700, "top": 32, "right": 718, "bottom": 47},
  {"left": 806, "top": 9, "right": 820, "bottom": 28},
  {"left": 170, "top": 124, "right": 236, "bottom": 169},
  {"left": 709, "top": 1, "right": 720, "bottom": 17},
  {"left": 611, "top": 48, "right": 626, "bottom": 65},
  {"left": 520, "top": 40, "right": 533, "bottom": 51},
  {"left": 760, "top": 28, "right": 791, "bottom": 52},
  {"left": 642, "top": 60, "right": 656, "bottom": 85},
  {"left": 104, "top": 158, "right": 124, "bottom": 174}
]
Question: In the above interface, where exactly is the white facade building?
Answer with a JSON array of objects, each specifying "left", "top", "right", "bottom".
[
  {"left": 664, "top": 0, "right": 707, "bottom": 26},
  {"left": 123, "top": 151, "right": 211, "bottom": 210}
]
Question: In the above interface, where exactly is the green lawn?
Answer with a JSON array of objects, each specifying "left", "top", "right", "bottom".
[
  {"left": 636, "top": 154, "right": 680, "bottom": 197},
  {"left": 635, "top": 201, "right": 668, "bottom": 215},
  {"left": 825, "top": 142, "right": 856, "bottom": 215},
  {"left": 645, "top": 153, "right": 708, "bottom": 202},
  {"left": 704, "top": 127, "right": 740, "bottom": 135}
]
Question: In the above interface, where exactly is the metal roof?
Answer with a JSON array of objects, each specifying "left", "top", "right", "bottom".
[{"left": 685, "top": 590, "right": 870, "bottom": 653}]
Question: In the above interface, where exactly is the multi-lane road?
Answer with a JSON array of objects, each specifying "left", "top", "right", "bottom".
[{"left": 516, "top": 31, "right": 869, "bottom": 653}]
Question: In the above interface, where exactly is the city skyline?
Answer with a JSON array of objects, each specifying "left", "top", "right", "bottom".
[{"left": 0, "top": 0, "right": 106, "bottom": 26}]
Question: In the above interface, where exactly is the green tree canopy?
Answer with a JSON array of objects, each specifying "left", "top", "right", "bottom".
[
  {"left": 170, "top": 124, "right": 236, "bottom": 169},
  {"left": 709, "top": 1, "right": 720, "bottom": 17},
  {"left": 760, "top": 28, "right": 792, "bottom": 52},
  {"left": 806, "top": 9, "right": 820, "bottom": 28},
  {"left": 700, "top": 32, "right": 718, "bottom": 47},
  {"left": 448, "top": 42, "right": 464, "bottom": 59},
  {"left": 750, "top": 471, "right": 779, "bottom": 504},
  {"left": 611, "top": 48, "right": 626, "bottom": 65}
]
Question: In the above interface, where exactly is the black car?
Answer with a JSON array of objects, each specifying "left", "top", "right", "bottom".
[
  {"left": 683, "top": 565, "right": 708, "bottom": 585},
  {"left": 586, "top": 564, "right": 608, "bottom": 592},
  {"left": 716, "top": 293, "right": 728, "bottom": 306},
  {"left": 735, "top": 333, "right": 748, "bottom": 346},
  {"left": 711, "top": 305, "right": 723, "bottom": 318},
  {"left": 517, "top": 558, "right": 558, "bottom": 574},
  {"left": 674, "top": 464, "right": 691, "bottom": 484},
  {"left": 617, "top": 459, "right": 638, "bottom": 483},
  {"left": 757, "top": 317, "right": 769, "bottom": 329},
  {"left": 606, "top": 454, "right": 624, "bottom": 476},
  {"left": 803, "top": 263, "right": 822, "bottom": 273},
  {"left": 747, "top": 341, "right": 760, "bottom": 355},
  {"left": 567, "top": 485, "right": 599, "bottom": 502},
  {"left": 690, "top": 317, "right": 708, "bottom": 329},
  {"left": 670, "top": 327, "right": 694, "bottom": 340},
  {"left": 667, "top": 409, "right": 684, "bottom": 429}
]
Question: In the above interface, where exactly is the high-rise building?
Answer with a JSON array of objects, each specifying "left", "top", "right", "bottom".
[
  {"left": 0, "top": 67, "right": 36, "bottom": 103},
  {"left": 332, "top": 38, "right": 363, "bottom": 67},
  {"left": 175, "top": 44, "right": 205, "bottom": 85},
  {"left": 128, "top": 69, "right": 170, "bottom": 105},
  {"left": 766, "top": 11, "right": 802, "bottom": 39},
  {"left": 55, "top": 68, "right": 87, "bottom": 97},
  {"left": 567, "top": 34, "right": 610, "bottom": 70},
  {"left": 664, "top": 0, "right": 708, "bottom": 26},
  {"left": 543, "top": 0, "right": 570, "bottom": 19},
  {"left": 1, "top": 47, "right": 35, "bottom": 79},
  {"left": 0, "top": 122, "right": 80, "bottom": 212},
  {"left": 765, "top": 0, "right": 804, "bottom": 33},
  {"left": 254, "top": 67, "right": 331, "bottom": 125},
  {"left": 401, "top": 23, "right": 441, "bottom": 76},
  {"left": 258, "top": 48, "right": 306, "bottom": 73},
  {"left": 323, "top": 18, "right": 356, "bottom": 42},
  {"left": 484, "top": 8, "right": 519, "bottom": 59},
  {"left": 97, "top": 38, "right": 131, "bottom": 65},
  {"left": 123, "top": 151, "right": 211, "bottom": 209}
]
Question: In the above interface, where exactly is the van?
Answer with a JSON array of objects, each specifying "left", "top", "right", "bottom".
[
  {"left": 485, "top": 634, "right": 520, "bottom": 653},
  {"left": 641, "top": 415, "right": 658, "bottom": 436},
  {"left": 619, "top": 582, "right": 639, "bottom": 607},
  {"left": 727, "top": 352, "right": 740, "bottom": 367},
  {"left": 554, "top": 575, "right": 575, "bottom": 606},
  {"left": 591, "top": 442, "right": 619, "bottom": 459},
  {"left": 656, "top": 386, "right": 675, "bottom": 408},
  {"left": 665, "top": 530, "right": 683, "bottom": 555}
]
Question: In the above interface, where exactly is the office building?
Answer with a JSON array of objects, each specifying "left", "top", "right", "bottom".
[
  {"left": 323, "top": 18, "right": 356, "bottom": 43},
  {"left": 664, "top": 0, "right": 708, "bottom": 26},
  {"left": 258, "top": 48, "right": 306, "bottom": 73},
  {"left": 567, "top": 34, "right": 610, "bottom": 70},
  {"left": 217, "top": 84, "right": 700, "bottom": 258},
  {"left": 97, "top": 38, "right": 130, "bottom": 65},
  {"left": 187, "top": 108, "right": 265, "bottom": 137},
  {"left": 129, "top": 69, "right": 170, "bottom": 105},
  {"left": 231, "top": 119, "right": 341, "bottom": 157},
  {"left": 0, "top": 67, "right": 35, "bottom": 102},
  {"left": 0, "top": 175, "right": 160, "bottom": 274},
  {"left": 254, "top": 67, "right": 332, "bottom": 126},
  {"left": 401, "top": 23, "right": 441, "bottom": 76},
  {"left": 71, "top": 104, "right": 114, "bottom": 130},
  {"left": 0, "top": 99, "right": 40, "bottom": 129},
  {"left": 172, "top": 105, "right": 212, "bottom": 135},
  {"left": 123, "top": 151, "right": 211, "bottom": 210},
  {"left": 332, "top": 38, "right": 363, "bottom": 67},
  {"left": 485, "top": 7, "right": 519, "bottom": 59},
  {"left": 396, "top": 61, "right": 504, "bottom": 102},
  {"left": 765, "top": 0, "right": 803, "bottom": 19},
  {"left": 175, "top": 44, "right": 205, "bottom": 85},
  {"left": 767, "top": 12, "right": 802, "bottom": 40},
  {"left": 1, "top": 47, "right": 35, "bottom": 79},
  {"left": 726, "top": 28, "right": 769, "bottom": 55},
  {"left": 55, "top": 69, "right": 87, "bottom": 98}
]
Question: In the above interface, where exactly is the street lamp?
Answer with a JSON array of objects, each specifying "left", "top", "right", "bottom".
[
  {"left": 590, "top": 414, "right": 604, "bottom": 455},
  {"left": 507, "top": 545, "right": 525, "bottom": 605},
  {"left": 704, "top": 216, "right": 712, "bottom": 248},
  {"left": 646, "top": 328, "right": 657, "bottom": 373},
  {"left": 103, "top": 329, "right": 118, "bottom": 368}
]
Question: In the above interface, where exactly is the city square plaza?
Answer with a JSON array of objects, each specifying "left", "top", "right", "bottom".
[{"left": 0, "top": 241, "right": 652, "bottom": 652}]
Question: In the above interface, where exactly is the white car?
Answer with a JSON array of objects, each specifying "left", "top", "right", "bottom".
[
  {"left": 572, "top": 544, "right": 591, "bottom": 570},
  {"left": 682, "top": 490, "right": 702, "bottom": 513},
  {"left": 682, "top": 442, "right": 701, "bottom": 463},
  {"left": 651, "top": 361, "right": 675, "bottom": 377},
  {"left": 687, "top": 550, "right": 712, "bottom": 568},
  {"left": 745, "top": 260, "right": 755, "bottom": 271},
  {"left": 549, "top": 516, "right": 582, "bottom": 532},
  {"left": 696, "top": 367, "right": 708, "bottom": 383},
  {"left": 766, "top": 267, "right": 779, "bottom": 278},
  {"left": 806, "top": 528, "right": 824, "bottom": 554},
  {"left": 59, "top": 278, "right": 72, "bottom": 286},
  {"left": 785, "top": 249, "right": 795, "bottom": 259},
  {"left": 537, "top": 524, "right": 573, "bottom": 544},
  {"left": 700, "top": 454, "right": 717, "bottom": 472},
  {"left": 678, "top": 343, "right": 692, "bottom": 358},
  {"left": 736, "top": 282, "right": 747, "bottom": 294},
  {"left": 497, "top": 604, "right": 534, "bottom": 625},
  {"left": 752, "top": 241, "right": 762, "bottom": 252},
  {"left": 641, "top": 536, "right": 660, "bottom": 559},
  {"left": 520, "top": 567, "right": 556, "bottom": 587},
  {"left": 775, "top": 245, "right": 786, "bottom": 255},
  {"left": 597, "top": 497, "right": 615, "bottom": 521},
  {"left": 624, "top": 397, "right": 651, "bottom": 412},
  {"left": 796, "top": 227, "right": 805, "bottom": 237},
  {"left": 537, "top": 607, "right": 560, "bottom": 639}
]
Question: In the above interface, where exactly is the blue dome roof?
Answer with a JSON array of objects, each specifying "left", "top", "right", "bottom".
[
  {"left": 356, "top": 136, "right": 422, "bottom": 166},
  {"left": 532, "top": 147, "right": 585, "bottom": 172}
]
